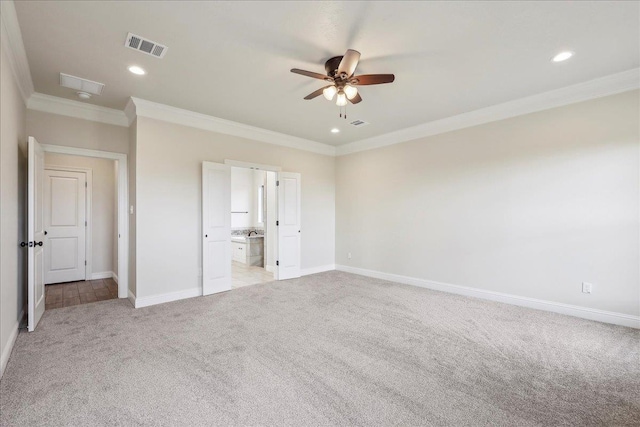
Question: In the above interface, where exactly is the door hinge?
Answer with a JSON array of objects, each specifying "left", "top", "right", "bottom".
[
  {"left": 276, "top": 220, "right": 279, "bottom": 226},
  {"left": 276, "top": 180, "right": 279, "bottom": 186},
  {"left": 85, "top": 221, "right": 87, "bottom": 226},
  {"left": 85, "top": 182, "right": 87, "bottom": 188},
  {"left": 276, "top": 260, "right": 279, "bottom": 266},
  {"left": 84, "top": 260, "right": 87, "bottom": 266}
]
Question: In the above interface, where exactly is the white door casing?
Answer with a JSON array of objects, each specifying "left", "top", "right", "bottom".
[
  {"left": 202, "top": 162, "right": 232, "bottom": 295},
  {"left": 277, "top": 172, "right": 301, "bottom": 280},
  {"left": 44, "top": 169, "right": 87, "bottom": 284},
  {"left": 28, "top": 137, "right": 46, "bottom": 331}
]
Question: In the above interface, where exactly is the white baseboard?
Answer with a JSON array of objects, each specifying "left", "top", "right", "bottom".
[
  {"left": 301, "top": 264, "right": 335, "bottom": 276},
  {"left": 134, "top": 287, "right": 202, "bottom": 309},
  {"left": 1, "top": 310, "right": 24, "bottom": 379},
  {"left": 90, "top": 271, "right": 115, "bottom": 280},
  {"left": 127, "top": 289, "right": 136, "bottom": 307},
  {"left": 112, "top": 272, "right": 119, "bottom": 284},
  {"left": 336, "top": 265, "right": 640, "bottom": 329},
  {"left": 265, "top": 265, "right": 275, "bottom": 273}
]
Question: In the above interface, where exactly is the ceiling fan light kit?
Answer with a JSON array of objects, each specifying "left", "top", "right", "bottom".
[
  {"left": 323, "top": 85, "right": 337, "bottom": 100},
  {"left": 291, "top": 49, "right": 395, "bottom": 118}
]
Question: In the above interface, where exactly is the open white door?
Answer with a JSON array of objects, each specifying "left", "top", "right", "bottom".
[
  {"left": 276, "top": 172, "right": 301, "bottom": 280},
  {"left": 28, "top": 136, "right": 46, "bottom": 331},
  {"left": 202, "top": 162, "right": 232, "bottom": 295}
]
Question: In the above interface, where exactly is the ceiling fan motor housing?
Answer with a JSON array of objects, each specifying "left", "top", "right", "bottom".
[{"left": 325, "top": 56, "right": 345, "bottom": 79}]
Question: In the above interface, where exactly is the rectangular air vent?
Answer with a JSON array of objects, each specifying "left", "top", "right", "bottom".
[
  {"left": 59, "top": 73, "right": 104, "bottom": 95},
  {"left": 125, "top": 32, "right": 167, "bottom": 58},
  {"left": 350, "top": 119, "right": 369, "bottom": 127}
]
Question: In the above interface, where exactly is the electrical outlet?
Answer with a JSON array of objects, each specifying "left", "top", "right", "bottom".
[
  {"left": 348, "top": 252, "right": 352, "bottom": 259},
  {"left": 582, "top": 282, "right": 592, "bottom": 294}
]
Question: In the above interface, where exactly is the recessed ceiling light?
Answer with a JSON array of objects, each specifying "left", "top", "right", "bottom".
[
  {"left": 128, "top": 65, "right": 146, "bottom": 75},
  {"left": 551, "top": 51, "right": 574, "bottom": 63},
  {"left": 331, "top": 128, "right": 340, "bottom": 133}
]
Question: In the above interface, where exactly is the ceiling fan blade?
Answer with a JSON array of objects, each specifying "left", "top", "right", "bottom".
[
  {"left": 304, "top": 85, "right": 332, "bottom": 100},
  {"left": 351, "top": 74, "right": 395, "bottom": 85},
  {"left": 291, "top": 68, "right": 331, "bottom": 81},
  {"left": 348, "top": 93, "right": 362, "bottom": 104},
  {"left": 338, "top": 49, "right": 361, "bottom": 78}
]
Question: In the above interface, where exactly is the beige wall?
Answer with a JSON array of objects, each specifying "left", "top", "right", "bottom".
[
  {"left": 1, "top": 40, "right": 27, "bottom": 377},
  {"left": 134, "top": 117, "right": 336, "bottom": 298},
  {"left": 336, "top": 90, "right": 640, "bottom": 316},
  {"left": 44, "top": 153, "right": 117, "bottom": 276},
  {"left": 26, "top": 110, "right": 129, "bottom": 154}
]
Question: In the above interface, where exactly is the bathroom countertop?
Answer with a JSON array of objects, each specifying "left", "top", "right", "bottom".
[{"left": 231, "top": 235, "right": 264, "bottom": 242}]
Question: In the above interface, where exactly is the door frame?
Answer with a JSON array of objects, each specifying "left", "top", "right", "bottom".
[
  {"left": 41, "top": 144, "right": 129, "bottom": 298},
  {"left": 223, "top": 159, "right": 287, "bottom": 281},
  {"left": 43, "top": 166, "right": 93, "bottom": 282}
]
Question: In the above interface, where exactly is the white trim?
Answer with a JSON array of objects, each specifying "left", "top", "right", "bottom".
[
  {"left": 40, "top": 144, "right": 129, "bottom": 299},
  {"left": 22, "top": 68, "right": 638, "bottom": 158},
  {"left": 0, "top": 1, "right": 34, "bottom": 103},
  {"left": 127, "top": 289, "right": 136, "bottom": 307},
  {"left": 301, "top": 264, "right": 335, "bottom": 276},
  {"left": 45, "top": 165, "right": 93, "bottom": 281},
  {"left": 336, "top": 68, "right": 640, "bottom": 156},
  {"left": 224, "top": 159, "right": 282, "bottom": 172},
  {"left": 127, "top": 97, "right": 336, "bottom": 157},
  {"left": 0, "top": 310, "right": 23, "bottom": 379},
  {"left": 113, "top": 272, "right": 119, "bottom": 284},
  {"left": 90, "top": 271, "right": 114, "bottom": 280},
  {"left": 135, "top": 287, "right": 202, "bottom": 309},
  {"left": 336, "top": 265, "right": 640, "bottom": 329},
  {"left": 27, "top": 93, "right": 129, "bottom": 127}
]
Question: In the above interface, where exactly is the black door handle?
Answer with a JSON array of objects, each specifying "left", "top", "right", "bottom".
[
  {"left": 36, "top": 241, "right": 43, "bottom": 246},
  {"left": 20, "top": 242, "right": 27, "bottom": 248}
]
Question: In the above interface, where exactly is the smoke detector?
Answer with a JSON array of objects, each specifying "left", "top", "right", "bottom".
[
  {"left": 124, "top": 32, "right": 168, "bottom": 58},
  {"left": 59, "top": 73, "right": 104, "bottom": 96},
  {"left": 77, "top": 92, "right": 91, "bottom": 100}
]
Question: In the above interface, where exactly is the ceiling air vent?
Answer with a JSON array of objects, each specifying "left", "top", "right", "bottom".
[
  {"left": 124, "top": 32, "right": 168, "bottom": 58},
  {"left": 350, "top": 119, "right": 369, "bottom": 127},
  {"left": 59, "top": 73, "right": 104, "bottom": 95}
]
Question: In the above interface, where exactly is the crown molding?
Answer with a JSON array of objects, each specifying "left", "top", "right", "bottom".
[
  {"left": 337, "top": 68, "right": 640, "bottom": 156},
  {"left": 27, "top": 93, "right": 129, "bottom": 127},
  {"left": 129, "top": 97, "right": 337, "bottom": 157},
  {"left": 124, "top": 97, "right": 137, "bottom": 126},
  {"left": 1, "top": 0, "right": 34, "bottom": 103}
]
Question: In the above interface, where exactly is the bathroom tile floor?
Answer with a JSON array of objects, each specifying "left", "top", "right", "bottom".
[
  {"left": 232, "top": 261, "right": 274, "bottom": 289},
  {"left": 45, "top": 278, "right": 118, "bottom": 309}
]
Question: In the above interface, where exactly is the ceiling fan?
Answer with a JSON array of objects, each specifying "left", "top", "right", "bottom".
[{"left": 291, "top": 49, "right": 395, "bottom": 117}]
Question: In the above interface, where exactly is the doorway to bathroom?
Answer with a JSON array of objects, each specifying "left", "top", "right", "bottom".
[
  {"left": 230, "top": 166, "right": 277, "bottom": 288},
  {"left": 201, "top": 159, "right": 301, "bottom": 296}
]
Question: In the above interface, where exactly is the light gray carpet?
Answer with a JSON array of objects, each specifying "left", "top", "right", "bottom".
[{"left": 1, "top": 271, "right": 638, "bottom": 426}]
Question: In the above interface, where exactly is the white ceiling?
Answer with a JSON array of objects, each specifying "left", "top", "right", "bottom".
[{"left": 14, "top": 1, "right": 640, "bottom": 146}]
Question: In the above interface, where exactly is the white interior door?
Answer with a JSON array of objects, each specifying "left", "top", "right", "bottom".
[
  {"left": 44, "top": 169, "right": 86, "bottom": 284},
  {"left": 28, "top": 137, "right": 45, "bottom": 331},
  {"left": 202, "top": 162, "right": 232, "bottom": 295},
  {"left": 277, "top": 172, "right": 301, "bottom": 280}
]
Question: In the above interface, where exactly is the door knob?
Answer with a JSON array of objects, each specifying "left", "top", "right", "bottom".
[{"left": 36, "top": 241, "right": 43, "bottom": 246}]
